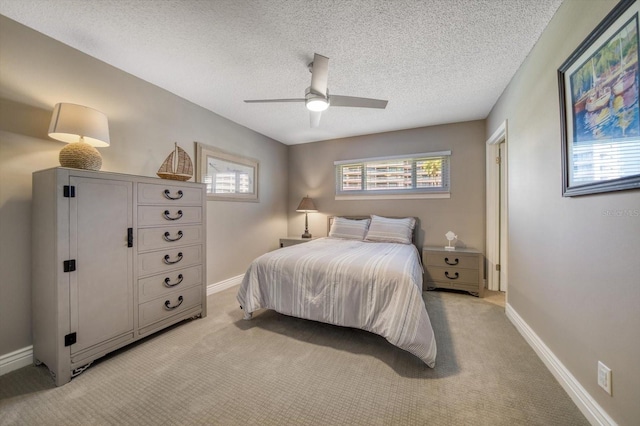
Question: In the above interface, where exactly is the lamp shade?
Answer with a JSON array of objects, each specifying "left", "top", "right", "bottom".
[
  {"left": 48, "top": 103, "right": 110, "bottom": 147},
  {"left": 296, "top": 196, "right": 317, "bottom": 212}
]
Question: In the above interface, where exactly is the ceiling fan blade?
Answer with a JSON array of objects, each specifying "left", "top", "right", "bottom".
[
  {"left": 309, "top": 111, "right": 322, "bottom": 128},
  {"left": 310, "top": 53, "right": 329, "bottom": 96},
  {"left": 244, "top": 98, "right": 305, "bottom": 103},
  {"left": 329, "top": 95, "right": 388, "bottom": 109}
]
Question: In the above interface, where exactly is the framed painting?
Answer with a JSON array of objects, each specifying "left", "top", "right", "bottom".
[
  {"left": 558, "top": 0, "right": 640, "bottom": 196},
  {"left": 195, "top": 142, "right": 259, "bottom": 202}
]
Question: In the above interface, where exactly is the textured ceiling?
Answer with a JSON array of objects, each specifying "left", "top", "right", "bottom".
[{"left": 0, "top": 0, "right": 564, "bottom": 145}]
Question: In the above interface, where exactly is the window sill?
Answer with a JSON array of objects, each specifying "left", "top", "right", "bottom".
[{"left": 335, "top": 193, "right": 450, "bottom": 201}]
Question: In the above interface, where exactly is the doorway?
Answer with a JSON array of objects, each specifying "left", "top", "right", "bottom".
[{"left": 486, "top": 122, "right": 508, "bottom": 293}]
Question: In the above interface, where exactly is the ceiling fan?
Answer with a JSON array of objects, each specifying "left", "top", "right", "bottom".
[{"left": 244, "top": 53, "right": 388, "bottom": 127}]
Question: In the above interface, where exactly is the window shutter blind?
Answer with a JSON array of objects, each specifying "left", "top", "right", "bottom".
[{"left": 335, "top": 151, "right": 451, "bottom": 196}]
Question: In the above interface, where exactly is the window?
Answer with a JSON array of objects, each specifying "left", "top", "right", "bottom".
[
  {"left": 206, "top": 170, "right": 251, "bottom": 194},
  {"left": 195, "top": 142, "right": 259, "bottom": 202},
  {"left": 335, "top": 151, "right": 451, "bottom": 199}
]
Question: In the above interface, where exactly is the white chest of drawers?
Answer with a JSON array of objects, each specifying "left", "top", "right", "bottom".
[{"left": 32, "top": 168, "right": 207, "bottom": 385}]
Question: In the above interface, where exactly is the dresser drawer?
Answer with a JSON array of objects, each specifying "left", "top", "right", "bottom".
[
  {"left": 138, "top": 265, "right": 203, "bottom": 303},
  {"left": 137, "top": 245, "right": 202, "bottom": 277},
  {"left": 137, "top": 225, "right": 203, "bottom": 252},
  {"left": 137, "top": 206, "right": 202, "bottom": 226},
  {"left": 138, "top": 182, "right": 203, "bottom": 205},
  {"left": 425, "top": 266, "right": 479, "bottom": 285},
  {"left": 138, "top": 285, "right": 202, "bottom": 328},
  {"left": 425, "top": 252, "right": 478, "bottom": 269}
]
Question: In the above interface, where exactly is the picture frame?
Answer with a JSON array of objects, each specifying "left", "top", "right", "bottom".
[
  {"left": 558, "top": 0, "right": 640, "bottom": 196},
  {"left": 195, "top": 142, "right": 259, "bottom": 202}
]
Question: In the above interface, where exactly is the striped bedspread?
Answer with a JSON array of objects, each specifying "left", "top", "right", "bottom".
[{"left": 236, "top": 238, "right": 437, "bottom": 367}]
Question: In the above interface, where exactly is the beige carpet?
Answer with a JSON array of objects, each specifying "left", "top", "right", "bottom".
[{"left": 0, "top": 287, "right": 588, "bottom": 425}]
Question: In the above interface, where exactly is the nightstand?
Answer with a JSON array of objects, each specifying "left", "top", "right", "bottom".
[
  {"left": 422, "top": 246, "right": 484, "bottom": 297},
  {"left": 279, "top": 237, "right": 318, "bottom": 248}
]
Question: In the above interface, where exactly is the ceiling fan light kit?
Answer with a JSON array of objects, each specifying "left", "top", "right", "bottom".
[
  {"left": 245, "top": 53, "right": 388, "bottom": 127},
  {"left": 305, "top": 88, "right": 329, "bottom": 112}
]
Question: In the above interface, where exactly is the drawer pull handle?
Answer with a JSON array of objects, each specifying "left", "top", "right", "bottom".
[
  {"left": 164, "top": 274, "right": 184, "bottom": 287},
  {"left": 164, "top": 295, "right": 184, "bottom": 310},
  {"left": 163, "top": 252, "right": 183, "bottom": 265},
  {"left": 163, "top": 230, "right": 184, "bottom": 242},
  {"left": 163, "top": 189, "right": 184, "bottom": 200},
  {"left": 444, "top": 257, "right": 459, "bottom": 266},
  {"left": 163, "top": 210, "right": 183, "bottom": 221},
  {"left": 445, "top": 271, "right": 459, "bottom": 280}
]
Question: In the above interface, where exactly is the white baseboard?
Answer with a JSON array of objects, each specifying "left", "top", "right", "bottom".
[
  {"left": 506, "top": 303, "right": 617, "bottom": 426},
  {"left": 0, "top": 345, "right": 33, "bottom": 376},
  {"left": 207, "top": 274, "right": 243, "bottom": 295}
]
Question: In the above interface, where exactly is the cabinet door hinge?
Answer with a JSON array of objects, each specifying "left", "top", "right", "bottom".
[
  {"left": 64, "top": 332, "right": 77, "bottom": 347},
  {"left": 63, "top": 185, "right": 76, "bottom": 198},
  {"left": 63, "top": 259, "right": 76, "bottom": 272},
  {"left": 496, "top": 264, "right": 501, "bottom": 271},
  {"left": 495, "top": 156, "right": 501, "bottom": 164}
]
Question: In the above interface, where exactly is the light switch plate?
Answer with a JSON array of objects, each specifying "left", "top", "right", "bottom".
[{"left": 597, "top": 361, "right": 612, "bottom": 395}]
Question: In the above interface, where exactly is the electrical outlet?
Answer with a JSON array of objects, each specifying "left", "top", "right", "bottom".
[{"left": 597, "top": 361, "right": 612, "bottom": 395}]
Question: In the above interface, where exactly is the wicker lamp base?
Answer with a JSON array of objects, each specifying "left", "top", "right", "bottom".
[{"left": 59, "top": 141, "right": 103, "bottom": 171}]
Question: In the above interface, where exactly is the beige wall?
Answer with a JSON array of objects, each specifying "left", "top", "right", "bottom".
[
  {"left": 487, "top": 0, "right": 639, "bottom": 423},
  {"left": 0, "top": 16, "right": 288, "bottom": 355},
  {"left": 287, "top": 121, "right": 486, "bottom": 251}
]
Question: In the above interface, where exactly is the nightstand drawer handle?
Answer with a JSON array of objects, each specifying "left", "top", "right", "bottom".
[
  {"left": 445, "top": 271, "right": 459, "bottom": 280},
  {"left": 163, "top": 252, "right": 183, "bottom": 265},
  {"left": 163, "top": 210, "right": 183, "bottom": 221},
  {"left": 164, "top": 274, "right": 184, "bottom": 287},
  {"left": 444, "top": 257, "right": 459, "bottom": 265},
  {"left": 163, "top": 189, "right": 184, "bottom": 200},
  {"left": 163, "top": 230, "right": 183, "bottom": 242},
  {"left": 164, "top": 295, "right": 184, "bottom": 310}
]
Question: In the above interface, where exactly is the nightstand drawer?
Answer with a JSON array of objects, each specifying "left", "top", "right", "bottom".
[
  {"left": 279, "top": 237, "right": 317, "bottom": 248},
  {"left": 425, "top": 266, "right": 479, "bottom": 285},
  {"left": 425, "top": 252, "right": 478, "bottom": 270}
]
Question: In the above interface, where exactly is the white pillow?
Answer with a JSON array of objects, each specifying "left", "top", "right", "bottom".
[
  {"left": 328, "top": 217, "right": 371, "bottom": 240},
  {"left": 364, "top": 215, "right": 415, "bottom": 244}
]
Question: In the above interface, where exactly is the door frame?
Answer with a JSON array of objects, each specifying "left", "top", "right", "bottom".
[{"left": 486, "top": 121, "right": 509, "bottom": 292}]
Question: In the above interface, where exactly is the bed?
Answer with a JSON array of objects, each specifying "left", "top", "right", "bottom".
[{"left": 236, "top": 215, "right": 437, "bottom": 367}]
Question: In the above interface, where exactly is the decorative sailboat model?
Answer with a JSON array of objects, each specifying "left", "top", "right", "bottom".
[{"left": 157, "top": 142, "right": 193, "bottom": 181}]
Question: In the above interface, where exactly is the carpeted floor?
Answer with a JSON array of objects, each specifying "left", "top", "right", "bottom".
[{"left": 0, "top": 286, "right": 588, "bottom": 425}]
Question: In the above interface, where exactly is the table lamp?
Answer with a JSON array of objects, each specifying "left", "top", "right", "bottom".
[
  {"left": 48, "top": 103, "right": 110, "bottom": 171},
  {"left": 296, "top": 196, "right": 317, "bottom": 238}
]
